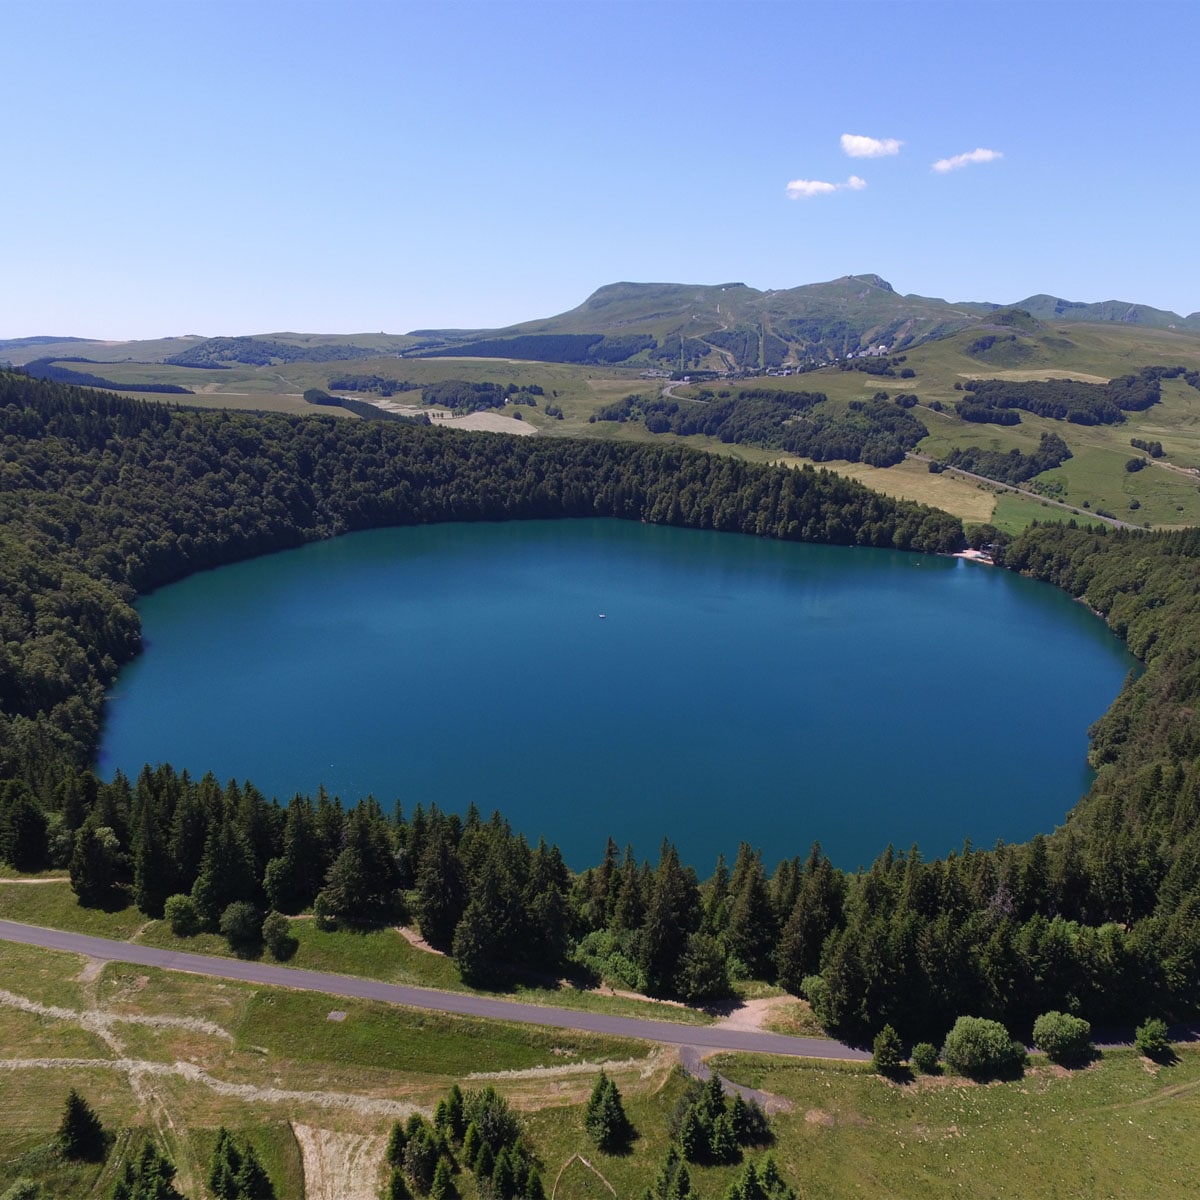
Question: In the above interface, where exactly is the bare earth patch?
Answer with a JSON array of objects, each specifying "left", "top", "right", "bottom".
[
  {"left": 397, "top": 925, "right": 446, "bottom": 956},
  {"left": 711, "top": 996, "right": 794, "bottom": 1033},
  {"left": 293, "top": 1122, "right": 387, "bottom": 1200}
]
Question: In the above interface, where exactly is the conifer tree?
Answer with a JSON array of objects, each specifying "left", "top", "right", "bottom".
[
  {"left": 584, "top": 1070, "right": 632, "bottom": 1151},
  {"left": 55, "top": 1088, "right": 106, "bottom": 1161}
]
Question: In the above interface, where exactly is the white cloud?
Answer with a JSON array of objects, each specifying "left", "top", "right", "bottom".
[
  {"left": 932, "top": 147, "right": 1003, "bottom": 173},
  {"left": 786, "top": 175, "right": 867, "bottom": 200},
  {"left": 841, "top": 133, "right": 903, "bottom": 158}
]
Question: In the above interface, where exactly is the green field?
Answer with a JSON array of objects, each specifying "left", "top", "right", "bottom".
[{"left": 3, "top": 937, "right": 1198, "bottom": 1199}]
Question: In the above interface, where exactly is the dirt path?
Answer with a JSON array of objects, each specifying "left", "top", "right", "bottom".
[
  {"left": 293, "top": 1123, "right": 387, "bottom": 1200},
  {"left": 0, "top": 1055, "right": 422, "bottom": 1118},
  {"left": 0, "top": 986, "right": 233, "bottom": 1042},
  {"left": 0, "top": 984, "right": 232, "bottom": 1041},
  {"left": 677, "top": 1045, "right": 794, "bottom": 1115},
  {"left": 397, "top": 924, "right": 446, "bottom": 956},
  {"left": 0, "top": 876, "right": 70, "bottom": 883}
]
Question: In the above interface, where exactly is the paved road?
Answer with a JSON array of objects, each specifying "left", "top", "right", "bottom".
[{"left": 0, "top": 919, "right": 869, "bottom": 1062}]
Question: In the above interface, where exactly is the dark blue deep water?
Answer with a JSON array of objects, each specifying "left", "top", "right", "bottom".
[{"left": 98, "top": 519, "right": 1136, "bottom": 871}]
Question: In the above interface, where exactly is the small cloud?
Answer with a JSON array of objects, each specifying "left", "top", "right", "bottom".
[
  {"left": 932, "top": 147, "right": 1003, "bottom": 173},
  {"left": 841, "top": 133, "right": 903, "bottom": 158},
  {"left": 786, "top": 175, "right": 867, "bottom": 200}
]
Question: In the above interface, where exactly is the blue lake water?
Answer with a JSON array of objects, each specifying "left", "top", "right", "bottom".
[{"left": 98, "top": 518, "right": 1136, "bottom": 872}]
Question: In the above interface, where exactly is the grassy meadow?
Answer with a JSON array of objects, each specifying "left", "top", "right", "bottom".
[{"left": 3, "top": 934, "right": 1199, "bottom": 1199}]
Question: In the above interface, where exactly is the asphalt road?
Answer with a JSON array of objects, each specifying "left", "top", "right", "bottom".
[{"left": 0, "top": 919, "right": 870, "bottom": 1062}]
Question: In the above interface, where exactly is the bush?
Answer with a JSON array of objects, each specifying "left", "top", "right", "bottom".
[
  {"left": 941, "top": 1016, "right": 1025, "bottom": 1080},
  {"left": 1033, "top": 1011, "right": 1092, "bottom": 1063},
  {"left": 163, "top": 893, "right": 200, "bottom": 937},
  {"left": 219, "top": 901, "right": 262, "bottom": 951},
  {"left": 1, "top": 1179, "right": 40, "bottom": 1200},
  {"left": 1134, "top": 1017, "right": 1171, "bottom": 1059},
  {"left": 261, "top": 910, "right": 297, "bottom": 960},
  {"left": 910, "top": 1041, "right": 940, "bottom": 1074}
]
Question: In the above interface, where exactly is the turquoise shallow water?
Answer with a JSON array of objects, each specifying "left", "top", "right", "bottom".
[{"left": 98, "top": 518, "right": 1136, "bottom": 872}]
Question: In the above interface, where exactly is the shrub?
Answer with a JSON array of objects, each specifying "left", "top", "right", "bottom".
[
  {"left": 219, "top": 901, "right": 262, "bottom": 951},
  {"left": 910, "top": 1041, "right": 940, "bottom": 1074},
  {"left": 262, "top": 910, "right": 297, "bottom": 960},
  {"left": 164, "top": 893, "right": 201, "bottom": 937},
  {"left": 1032, "top": 1011, "right": 1092, "bottom": 1063},
  {"left": 1, "top": 1180, "right": 39, "bottom": 1200},
  {"left": 941, "top": 1016, "right": 1025, "bottom": 1080},
  {"left": 1134, "top": 1017, "right": 1171, "bottom": 1059}
]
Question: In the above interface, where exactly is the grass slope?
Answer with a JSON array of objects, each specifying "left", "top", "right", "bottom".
[{"left": 2, "top": 939, "right": 1198, "bottom": 1199}]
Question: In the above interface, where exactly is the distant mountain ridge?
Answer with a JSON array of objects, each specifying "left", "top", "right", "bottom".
[
  {"left": 3, "top": 275, "right": 1198, "bottom": 371},
  {"left": 406, "top": 275, "right": 1200, "bottom": 371}
]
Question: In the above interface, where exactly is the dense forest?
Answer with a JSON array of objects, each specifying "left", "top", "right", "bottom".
[
  {"left": 3, "top": 370, "right": 1200, "bottom": 1050},
  {"left": 954, "top": 366, "right": 1180, "bottom": 426},
  {"left": 938, "top": 431, "right": 1073, "bottom": 485},
  {"left": 591, "top": 389, "right": 927, "bottom": 468}
]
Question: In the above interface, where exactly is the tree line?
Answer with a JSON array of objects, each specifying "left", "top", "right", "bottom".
[
  {"left": 590, "top": 388, "right": 927, "bottom": 467},
  {"left": 955, "top": 366, "right": 1180, "bottom": 427}
]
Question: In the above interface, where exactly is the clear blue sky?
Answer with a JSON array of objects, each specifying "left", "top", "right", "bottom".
[{"left": 3, "top": 0, "right": 1196, "bottom": 339}]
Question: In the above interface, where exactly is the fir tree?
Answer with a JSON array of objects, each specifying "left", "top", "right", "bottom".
[
  {"left": 584, "top": 1070, "right": 632, "bottom": 1152},
  {"left": 55, "top": 1089, "right": 106, "bottom": 1161}
]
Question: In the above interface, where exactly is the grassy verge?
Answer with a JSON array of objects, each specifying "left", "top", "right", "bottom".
[
  {"left": 0, "top": 879, "right": 146, "bottom": 940},
  {"left": 0, "top": 880, "right": 713, "bottom": 1026}
]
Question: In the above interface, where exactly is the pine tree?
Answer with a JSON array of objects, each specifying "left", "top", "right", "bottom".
[
  {"left": 872, "top": 1023, "right": 904, "bottom": 1074},
  {"left": 386, "top": 1120, "right": 409, "bottom": 1166},
  {"left": 55, "top": 1088, "right": 106, "bottom": 1161},
  {"left": 584, "top": 1070, "right": 632, "bottom": 1151},
  {"left": 430, "top": 1156, "right": 452, "bottom": 1200}
]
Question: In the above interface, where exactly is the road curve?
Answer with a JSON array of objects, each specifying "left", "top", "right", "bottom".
[{"left": 0, "top": 919, "right": 870, "bottom": 1062}]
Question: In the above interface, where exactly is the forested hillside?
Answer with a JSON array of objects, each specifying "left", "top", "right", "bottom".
[{"left": 3, "top": 371, "right": 1200, "bottom": 1051}]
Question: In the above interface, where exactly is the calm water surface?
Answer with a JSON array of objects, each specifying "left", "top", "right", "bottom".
[{"left": 99, "top": 519, "right": 1135, "bottom": 871}]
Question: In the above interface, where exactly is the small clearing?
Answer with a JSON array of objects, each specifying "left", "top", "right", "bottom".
[
  {"left": 293, "top": 1123, "right": 387, "bottom": 1200},
  {"left": 711, "top": 996, "right": 794, "bottom": 1033},
  {"left": 430, "top": 410, "right": 537, "bottom": 435}
]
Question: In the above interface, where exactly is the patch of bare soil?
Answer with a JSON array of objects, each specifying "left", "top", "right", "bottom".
[
  {"left": 397, "top": 925, "right": 446, "bottom": 956},
  {"left": 711, "top": 996, "right": 794, "bottom": 1032},
  {"left": 293, "top": 1122, "right": 387, "bottom": 1200}
]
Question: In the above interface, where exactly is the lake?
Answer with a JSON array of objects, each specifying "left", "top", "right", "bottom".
[{"left": 98, "top": 518, "right": 1136, "bottom": 872}]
